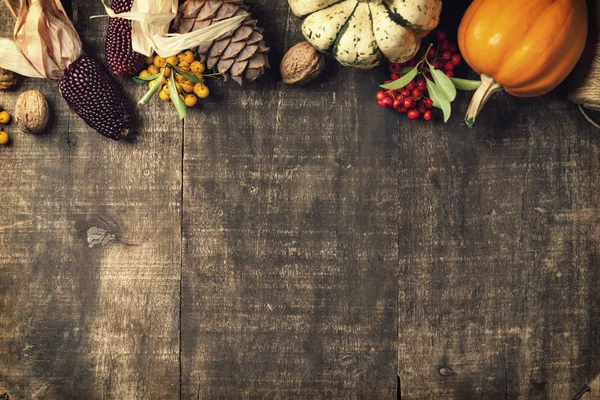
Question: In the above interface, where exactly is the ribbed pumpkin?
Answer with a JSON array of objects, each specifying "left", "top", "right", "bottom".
[
  {"left": 288, "top": 0, "right": 442, "bottom": 69},
  {"left": 459, "top": 0, "right": 588, "bottom": 126}
]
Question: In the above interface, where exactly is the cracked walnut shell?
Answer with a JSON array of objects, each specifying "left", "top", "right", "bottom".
[
  {"left": 281, "top": 42, "right": 325, "bottom": 85},
  {"left": 16, "top": 90, "right": 49, "bottom": 134},
  {"left": 0, "top": 67, "right": 20, "bottom": 90}
]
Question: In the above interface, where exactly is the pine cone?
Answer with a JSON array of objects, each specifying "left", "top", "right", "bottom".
[{"left": 173, "top": 0, "right": 270, "bottom": 85}]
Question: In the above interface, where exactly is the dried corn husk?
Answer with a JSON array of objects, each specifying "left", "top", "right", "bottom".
[
  {"left": 569, "top": 0, "right": 600, "bottom": 127},
  {"left": 0, "top": 0, "right": 82, "bottom": 82},
  {"left": 98, "top": 0, "right": 245, "bottom": 57}
]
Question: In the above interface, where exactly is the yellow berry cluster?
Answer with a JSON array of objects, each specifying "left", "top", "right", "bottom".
[
  {"left": 139, "top": 50, "right": 210, "bottom": 110},
  {"left": 0, "top": 107, "right": 11, "bottom": 145}
]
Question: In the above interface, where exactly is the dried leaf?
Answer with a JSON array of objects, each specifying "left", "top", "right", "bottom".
[{"left": 0, "top": 0, "right": 82, "bottom": 82}]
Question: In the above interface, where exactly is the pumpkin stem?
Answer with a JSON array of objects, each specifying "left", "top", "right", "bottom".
[{"left": 465, "top": 74, "right": 503, "bottom": 128}]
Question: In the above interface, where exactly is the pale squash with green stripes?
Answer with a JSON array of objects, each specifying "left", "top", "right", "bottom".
[{"left": 289, "top": 0, "right": 442, "bottom": 69}]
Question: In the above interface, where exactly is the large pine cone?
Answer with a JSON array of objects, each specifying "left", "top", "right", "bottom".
[{"left": 173, "top": 0, "right": 270, "bottom": 85}]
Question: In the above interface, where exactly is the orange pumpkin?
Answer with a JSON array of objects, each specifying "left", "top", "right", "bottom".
[{"left": 458, "top": 0, "right": 588, "bottom": 126}]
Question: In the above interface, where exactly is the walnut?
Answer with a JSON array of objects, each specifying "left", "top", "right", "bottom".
[
  {"left": 0, "top": 67, "right": 21, "bottom": 90},
  {"left": 15, "top": 90, "right": 49, "bottom": 134},
  {"left": 280, "top": 42, "right": 326, "bottom": 85}
]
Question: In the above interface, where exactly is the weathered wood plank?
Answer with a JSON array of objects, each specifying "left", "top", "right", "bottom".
[
  {"left": 1, "top": 1, "right": 599, "bottom": 399},
  {"left": 180, "top": 2, "right": 399, "bottom": 398},
  {"left": 398, "top": 4, "right": 600, "bottom": 398},
  {"left": 0, "top": 2, "right": 181, "bottom": 398}
]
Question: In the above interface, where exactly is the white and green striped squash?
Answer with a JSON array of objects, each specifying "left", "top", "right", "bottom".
[{"left": 288, "top": 0, "right": 442, "bottom": 69}]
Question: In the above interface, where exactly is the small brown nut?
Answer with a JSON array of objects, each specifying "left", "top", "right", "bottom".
[
  {"left": 0, "top": 67, "right": 20, "bottom": 90},
  {"left": 281, "top": 42, "right": 326, "bottom": 85},
  {"left": 15, "top": 90, "right": 49, "bottom": 134}
]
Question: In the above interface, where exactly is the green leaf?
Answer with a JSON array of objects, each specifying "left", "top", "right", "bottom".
[
  {"left": 428, "top": 61, "right": 456, "bottom": 102},
  {"left": 133, "top": 73, "right": 162, "bottom": 83},
  {"left": 380, "top": 66, "right": 418, "bottom": 90},
  {"left": 169, "top": 73, "right": 188, "bottom": 120},
  {"left": 168, "top": 63, "right": 204, "bottom": 84},
  {"left": 427, "top": 78, "right": 451, "bottom": 123},
  {"left": 449, "top": 77, "right": 481, "bottom": 91},
  {"left": 139, "top": 71, "right": 165, "bottom": 105}
]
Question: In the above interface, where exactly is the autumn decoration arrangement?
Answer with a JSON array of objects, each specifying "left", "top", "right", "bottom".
[
  {"left": 0, "top": 0, "right": 132, "bottom": 141},
  {"left": 458, "top": 0, "right": 588, "bottom": 126},
  {"left": 288, "top": 0, "right": 441, "bottom": 69},
  {"left": 174, "top": 0, "right": 270, "bottom": 85},
  {"left": 0, "top": 0, "right": 597, "bottom": 147},
  {"left": 282, "top": 0, "right": 595, "bottom": 126},
  {"left": 0, "top": 0, "right": 269, "bottom": 142},
  {"left": 376, "top": 31, "right": 478, "bottom": 122}
]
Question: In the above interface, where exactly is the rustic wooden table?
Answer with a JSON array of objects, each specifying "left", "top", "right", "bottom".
[{"left": 1, "top": 1, "right": 599, "bottom": 399}]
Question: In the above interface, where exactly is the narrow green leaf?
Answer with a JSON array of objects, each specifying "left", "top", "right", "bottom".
[
  {"left": 139, "top": 71, "right": 165, "bottom": 105},
  {"left": 427, "top": 78, "right": 451, "bottom": 123},
  {"left": 133, "top": 73, "right": 162, "bottom": 83},
  {"left": 449, "top": 77, "right": 481, "bottom": 91},
  {"left": 428, "top": 61, "right": 456, "bottom": 102},
  {"left": 380, "top": 66, "right": 418, "bottom": 90},
  {"left": 169, "top": 73, "right": 188, "bottom": 120},
  {"left": 168, "top": 63, "right": 203, "bottom": 84},
  {"left": 400, "top": 66, "right": 414, "bottom": 73}
]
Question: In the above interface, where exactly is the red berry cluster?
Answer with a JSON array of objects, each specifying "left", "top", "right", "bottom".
[{"left": 376, "top": 31, "right": 462, "bottom": 121}]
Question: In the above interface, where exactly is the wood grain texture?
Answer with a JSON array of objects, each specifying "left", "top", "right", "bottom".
[
  {"left": 180, "top": 2, "right": 398, "bottom": 398},
  {"left": 0, "top": 1, "right": 599, "bottom": 399},
  {"left": 0, "top": 2, "right": 181, "bottom": 398},
  {"left": 398, "top": 4, "right": 600, "bottom": 399}
]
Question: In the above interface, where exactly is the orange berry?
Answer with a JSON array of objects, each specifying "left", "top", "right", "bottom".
[
  {"left": 0, "top": 111, "right": 10, "bottom": 124},
  {"left": 193, "top": 83, "right": 210, "bottom": 99},
  {"left": 182, "top": 81, "right": 194, "bottom": 93},
  {"left": 183, "top": 50, "right": 195, "bottom": 64},
  {"left": 190, "top": 61, "right": 205, "bottom": 74},
  {"left": 153, "top": 56, "right": 166, "bottom": 67},
  {"left": 159, "top": 90, "right": 170, "bottom": 101},
  {"left": 176, "top": 73, "right": 187, "bottom": 83},
  {"left": 184, "top": 94, "right": 198, "bottom": 107}
]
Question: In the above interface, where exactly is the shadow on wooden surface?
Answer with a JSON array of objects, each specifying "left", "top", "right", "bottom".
[{"left": 0, "top": 0, "right": 598, "bottom": 399}]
